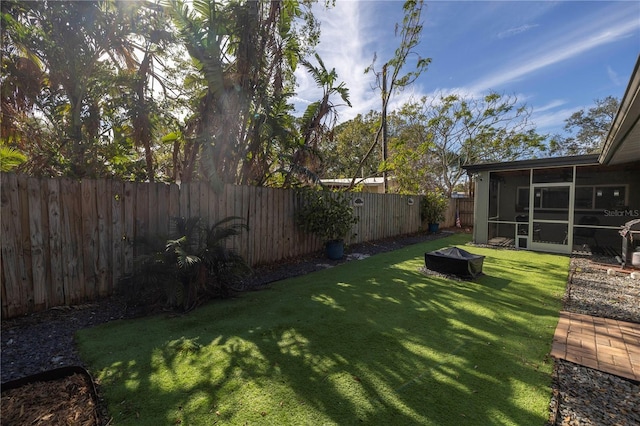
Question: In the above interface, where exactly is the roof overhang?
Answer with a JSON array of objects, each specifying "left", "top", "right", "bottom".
[
  {"left": 462, "top": 154, "right": 600, "bottom": 174},
  {"left": 599, "top": 54, "right": 640, "bottom": 165}
]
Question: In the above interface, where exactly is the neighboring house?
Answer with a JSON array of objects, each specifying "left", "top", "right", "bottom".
[
  {"left": 463, "top": 55, "right": 640, "bottom": 255},
  {"left": 320, "top": 177, "right": 397, "bottom": 193}
]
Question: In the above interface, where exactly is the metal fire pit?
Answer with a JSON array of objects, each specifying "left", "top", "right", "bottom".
[{"left": 424, "top": 247, "right": 485, "bottom": 279}]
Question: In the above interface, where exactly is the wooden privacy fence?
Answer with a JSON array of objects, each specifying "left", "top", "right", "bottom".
[
  {"left": 1, "top": 173, "right": 423, "bottom": 318},
  {"left": 442, "top": 198, "right": 474, "bottom": 228}
]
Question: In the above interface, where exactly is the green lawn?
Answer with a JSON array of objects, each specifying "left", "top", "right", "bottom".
[{"left": 77, "top": 234, "right": 570, "bottom": 425}]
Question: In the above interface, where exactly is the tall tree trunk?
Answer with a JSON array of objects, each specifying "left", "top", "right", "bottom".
[{"left": 134, "top": 50, "right": 154, "bottom": 181}]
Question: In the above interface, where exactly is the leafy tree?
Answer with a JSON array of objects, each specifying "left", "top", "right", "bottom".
[
  {"left": 319, "top": 111, "right": 381, "bottom": 179},
  {"left": 350, "top": 0, "right": 430, "bottom": 191},
  {"left": 165, "top": 0, "right": 322, "bottom": 188},
  {"left": 5, "top": 1, "right": 122, "bottom": 177},
  {"left": 391, "top": 92, "right": 546, "bottom": 195},
  {"left": 548, "top": 96, "right": 619, "bottom": 156},
  {"left": 2, "top": 0, "right": 347, "bottom": 187},
  {"left": 2, "top": 0, "right": 171, "bottom": 179}
]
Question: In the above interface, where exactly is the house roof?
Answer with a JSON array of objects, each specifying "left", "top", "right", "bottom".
[
  {"left": 599, "top": 54, "right": 640, "bottom": 165},
  {"left": 464, "top": 54, "right": 640, "bottom": 174},
  {"left": 321, "top": 177, "right": 385, "bottom": 186},
  {"left": 462, "top": 154, "right": 600, "bottom": 173}
]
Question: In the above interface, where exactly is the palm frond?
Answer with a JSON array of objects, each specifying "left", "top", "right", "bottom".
[{"left": 0, "top": 145, "right": 27, "bottom": 172}]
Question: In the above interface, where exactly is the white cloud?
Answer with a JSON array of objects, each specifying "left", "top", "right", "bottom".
[
  {"left": 294, "top": 1, "right": 377, "bottom": 118},
  {"left": 497, "top": 24, "right": 539, "bottom": 39},
  {"left": 607, "top": 65, "right": 624, "bottom": 86},
  {"left": 531, "top": 109, "right": 572, "bottom": 135},
  {"left": 467, "top": 6, "right": 640, "bottom": 93},
  {"left": 535, "top": 99, "right": 568, "bottom": 113}
]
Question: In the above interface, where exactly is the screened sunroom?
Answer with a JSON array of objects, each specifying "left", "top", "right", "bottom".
[
  {"left": 464, "top": 55, "right": 640, "bottom": 255},
  {"left": 466, "top": 157, "right": 640, "bottom": 255}
]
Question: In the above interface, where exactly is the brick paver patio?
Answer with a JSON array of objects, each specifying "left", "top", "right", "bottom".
[{"left": 550, "top": 311, "right": 640, "bottom": 381}]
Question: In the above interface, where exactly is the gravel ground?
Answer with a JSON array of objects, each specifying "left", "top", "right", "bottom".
[
  {"left": 2, "top": 231, "right": 639, "bottom": 425},
  {"left": 549, "top": 255, "right": 640, "bottom": 426}
]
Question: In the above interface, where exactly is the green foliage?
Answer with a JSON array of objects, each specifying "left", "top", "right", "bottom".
[
  {"left": 391, "top": 92, "right": 545, "bottom": 195},
  {"left": 0, "top": 143, "right": 26, "bottom": 172},
  {"left": 549, "top": 96, "right": 619, "bottom": 156},
  {"left": 165, "top": 0, "right": 326, "bottom": 187},
  {"left": 2, "top": 0, "right": 350, "bottom": 187},
  {"left": 420, "top": 191, "right": 448, "bottom": 224},
  {"left": 295, "top": 189, "right": 359, "bottom": 242},
  {"left": 319, "top": 111, "right": 381, "bottom": 178},
  {"left": 124, "top": 216, "right": 251, "bottom": 311}
]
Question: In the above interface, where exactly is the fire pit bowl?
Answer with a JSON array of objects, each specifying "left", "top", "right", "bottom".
[{"left": 425, "top": 247, "right": 485, "bottom": 279}]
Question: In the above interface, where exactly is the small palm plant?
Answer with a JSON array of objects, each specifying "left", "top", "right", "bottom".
[{"left": 126, "top": 216, "right": 251, "bottom": 311}]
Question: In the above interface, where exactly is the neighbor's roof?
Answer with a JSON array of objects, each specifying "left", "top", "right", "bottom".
[{"left": 321, "top": 177, "right": 390, "bottom": 186}]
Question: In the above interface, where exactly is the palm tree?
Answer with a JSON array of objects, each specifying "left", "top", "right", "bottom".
[
  {"left": 3, "top": 0, "right": 171, "bottom": 179},
  {"left": 166, "top": 0, "right": 320, "bottom": 188},
  {"left": 282, "top": 53, "right": 351, "bottom": 187},
  {"left": 130, "top": 216, "right": 250, "bottom": 311}
]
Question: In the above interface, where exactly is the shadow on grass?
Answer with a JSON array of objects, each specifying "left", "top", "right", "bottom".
[{"left": 77, "top": 234, "right": 569, "bottom": 425}]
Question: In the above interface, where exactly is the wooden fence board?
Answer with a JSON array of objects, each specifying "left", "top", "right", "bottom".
[
  {"left": 156, "top": 182, "right": 169, "bottom": 237},
  {"left": 60, "top": 179, "right": 83, "bottom": 303},
  {"left": 241, "top": 185, "right": 251, "bottom": 261},
  {"left": 123, "top": 181, "right": 136, "bottom": 276},
  {"left": 38, "top": 179, "right": 53, "bottom": 307},
  {"left": 189, "top": 182, "right": 200, "bottom": 222},
  {"left": 245, "top": 185, "right": 256, "bottom": 265},
  {"left": 1, "top": 173, "right": 444, "bottom": 318},
  {"left": 225, "top": 184, "right": 236, "bottom": 251},
  {"left": 255, "top": 186, "right": 265, "bottom": 264},
  {"left": 206, "top": 183, "right": 218, "bottom": 232},
  {"left": 147, "top": 182, "right": 158, "bottom": 237},
  {"left": 96, "top": 179, "right": 110, "bottom": 296},
  {"left": 111, "top": 181, "right": 123, "bottom": 292},
  {"left": 169, "top": 183, "right": 180, "bottom": 226},
  {"left": 27, "top": 178, "right": 47, "bottom": 310},
  {"left": 136, "top": 182, "right": 149, "bottom": 239},
  {"left": 280, "top": 191, "right": 295, "bottom": 259},
  {"left": 81, "top": 179, "right": 98, "bottom": 300},
  {"left": 276, "top": 188, "right": 285, "bottom": 261},
  {"left": 199, "top": 182, "right": 209, "bottom": 224},
  {"left": 17, "top": 175, "right": 33, "bottom": 309},
  {"left": 179, "top": 181, "right": 188, "bottom": 219},
  {"left": 1, "top": 174, "right": 25, "bottom": 317}
]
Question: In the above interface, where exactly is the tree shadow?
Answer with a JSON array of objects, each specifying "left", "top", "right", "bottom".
[{"left": 77, "top": 241, "right": 566, "bottom": 425}]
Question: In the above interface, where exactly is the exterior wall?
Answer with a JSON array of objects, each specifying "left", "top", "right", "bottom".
[{"left": 470, "top": 161, "right": 640, "bottom": 255}]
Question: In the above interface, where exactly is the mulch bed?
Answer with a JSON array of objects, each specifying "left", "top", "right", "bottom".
[{"left": 1, "top": 372, "right": 98, "bottom": 425}]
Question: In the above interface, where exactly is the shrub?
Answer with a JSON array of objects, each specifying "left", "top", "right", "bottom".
[
  {"left": 123, "top": 216, "right": 251, "bottom": 311},
  {"left": 421, "top": 192, "right": 448, "bottom": 224},
  {"left": 295, "top": 189, "right": 359, "bottom": 242}
]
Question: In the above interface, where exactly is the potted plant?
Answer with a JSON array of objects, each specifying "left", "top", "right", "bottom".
[
  {"left": 295, "top": 189, "right": 359, "bottom": 259},
  {"left": 421, "top": 191, "right": 448, "bottom": 233}
]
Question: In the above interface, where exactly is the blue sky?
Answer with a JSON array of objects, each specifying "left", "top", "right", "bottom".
[{"left": 294, "top": 0, "right": 640, "bottom": 138}]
